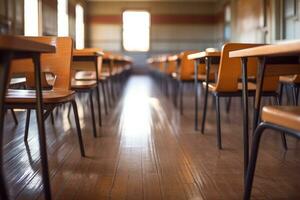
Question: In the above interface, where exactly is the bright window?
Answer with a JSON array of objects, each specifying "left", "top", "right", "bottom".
[
  {"left": 75, "top": 4, "right": 84, "bottom": 49},
  {"left": 24, "top": 0, "right": 39, "bottom": 36},
  {"left": 123, "top": 10, "right": 150, "bottom": 52},
  {"left": 57, "top": 0, "right": 69, "bottom": 36}
]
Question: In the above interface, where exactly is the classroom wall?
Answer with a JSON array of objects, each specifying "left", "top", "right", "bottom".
[
  {"left": 0, "top": 0, "right": 86, "bottom": 40},
  {"left": 87, "top": 1, "right": 226, "bottom": 67}
]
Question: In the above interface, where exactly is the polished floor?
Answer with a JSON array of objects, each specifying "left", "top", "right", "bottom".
[{"left": 3, "top": 75, "right": 300, "bottom": 200}]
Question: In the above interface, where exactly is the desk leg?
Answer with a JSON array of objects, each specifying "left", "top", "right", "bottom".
[
  {"left": 194, "top": 59, "right": 199, "bottom": 131},
  {"left": 253, "top": 57, "right": 266, "bottom": 130},
  {"left": 201, "top": 57, "right": 211, "bottom": 133},
  {"left": 33, "top": 54, "right": 52, "bottom": 200},
  {"left": 0, "top": 53, "right": 12, "bottom": 200},
  {"left": 109, "top": 60, "right": 115, "bottom": 103},
  {"left": 241, "top": 57, "right": 249, "bottom": 185},
  {"left": 95, "top": 57, "right": 102, "bottom": 127}
]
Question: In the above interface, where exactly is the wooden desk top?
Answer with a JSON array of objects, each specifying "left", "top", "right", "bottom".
[
  {"left": 73, "top": 48, "right": 104, "bottom": 57},
  {"left": 168, "top": 54, "right": 180, "bottom": 62},
  {"left": 188, "top": 51, "right": 221, "bottom": 60},
  {"left": 229, "top": 40, "right": 300, "bottom": 58},
  {"left": 0, "top": 35, "right": 55, "bottom": 53}
]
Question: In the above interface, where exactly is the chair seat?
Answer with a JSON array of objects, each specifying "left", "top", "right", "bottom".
[
  {"left": 75, "top": 71, "right": 109, "bottom": 81},
  {"left": 262, "top": 106, "right": 300, "bottom": 132},
  {"left": 207, "top": 82, "right": 257, "bottom": 92},
  {"left": 71, "top": 80, "right": 97, "bottom": 89},
  {"left": 5, "top": 89, "right": 75, "bottom": 104},
  {"left": 173, "top": 73, "right": 215, "bottom": 82},
  {"left": 279, "top": 75, "right": 299, "bottom": 84}
]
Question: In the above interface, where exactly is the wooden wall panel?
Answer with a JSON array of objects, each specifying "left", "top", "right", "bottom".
[{"left": 231, "top": 0, "right": 264, "bottom": 42}]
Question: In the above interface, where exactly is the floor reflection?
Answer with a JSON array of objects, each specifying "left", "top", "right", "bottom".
[{"left": 119, "top": 76, "right": 153, "bottom": 148}]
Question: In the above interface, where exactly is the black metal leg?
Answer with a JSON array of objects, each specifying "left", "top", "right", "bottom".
[
  {"left": 293, "top": 87, "right": 298, "bottom": 106},
  {"left": 172, "top": 79, "right": 178, "bottom": 108},
  {"left": 67, "top": 103, "right": 72, "bottom": 118},
  {"left": 10, "top": 109, "right": 18, "bottom": 125},
  {"left": 110, "top": 76, "right": 116, "bottom": 102},
  {"left": 201, "top": 57, "right": 211, "bottom": 133},
  {"left": 215, "top": 95, "right": 222, "bottom": 149},
  {"left": 180, "top": 82, "right": 183, "bottom": 115},
  {"left": 201, "top": 82, "right": 209, "bottom": 134},
  {"left": 71, "top": 100, "right": 85, "bottom": 157},
  {"left": 106, "top": 79, "right": 113, "bottom": 108},
  {"left": 253, "top": 57, "right": 266, "bottom": 129},
  {"left": 279, "top": 83, "right": 283, "bottom": 105},
  {"left": 24, "top": 109, "right": 31, "bottom": 142},
  {"left": 89, "top": 91, "right": 97, "bottom": 138},
  {"left": 0, "top": 53, "right": 12, "bottom": 200},
  {"left": 101, "top": 81, "right": 108, "bottom": 115},
  {"left": 165, "top": 76, "right": 169, "bottom": 98},
  {"left": 194, "top": 60, "right": 199, "bottom": 131},
  {"left": 95, "top": 84, "right": 102, "bottom": 127},
  {"left": 241, "top": 57, "right": 249, "bottom": 184},
  {"left": 274, "top": 96, "right": 288, "bottom": 150},
  {"left": 225, "top": 97, "right": 231, "bottom": 113},
  {"left": 32, "top": 54, "right": 52, "bottom": 200},
  {"left": 244, "top": 124, "right": 265, "bottom": 200},
  {"left": 296, "top": 88, "right": 299, "bottom": 106},
  {"left": 50, "top": 111, "right": 54, "bottom": 125}
]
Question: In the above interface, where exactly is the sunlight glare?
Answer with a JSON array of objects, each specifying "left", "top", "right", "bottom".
[{"left": 123, "top": 11, "right": 150, "bottom": 52}]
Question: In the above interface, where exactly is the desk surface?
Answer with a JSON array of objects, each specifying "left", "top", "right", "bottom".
[
  {"left": 229, "top": 40, "right": 300, "bottom": 58},
  {"left": 168, "top": 54, "right": 180, "bottom": 62},
  {"left": 73, "top": 48, "right": 104, "bottom": 57},
  {"left": 0, "top": 35, "right": 55, "bottom": 53},
  {"left": 188, "top": 51, "right": 221, "bottom": 60}
]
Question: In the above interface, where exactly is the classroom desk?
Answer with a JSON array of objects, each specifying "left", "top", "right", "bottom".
[
  {"left": 229, "top": 40, "right": 300, "bottom": 184},
  {"left": 188, "top": 51, "right": 220, "bottom": 131},
  {"left": 73, "top": 48, "right": 104, "bottom": 124},
  {"left": 0, "top": 35, "right": 55, "bottom": 200}
]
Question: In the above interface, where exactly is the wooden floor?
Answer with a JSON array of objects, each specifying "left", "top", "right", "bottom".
[{"left": 3, "top": 75, "right": 300, "bottom": 200}]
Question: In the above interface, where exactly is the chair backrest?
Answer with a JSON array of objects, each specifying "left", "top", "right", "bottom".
[
  {"left": 72, "top": 48, "right": 103, "bottom": 80},
  {"left": 215, "top": 43, "right": 263, "bottom": 92},
  {"left": 178, "top": 50, "right": 199, "bottom": 80},
  {"left": 10, "top": 36, "right": 73, "bottom": 90}
]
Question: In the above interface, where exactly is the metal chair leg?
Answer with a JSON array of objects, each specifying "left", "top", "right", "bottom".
[
  {"left": 215, "top": 95, "right": 222, "bottom": 149},
  {"left": 279, "top": 83, "right": 283, "bottom": 105},
  {"left": 67, "top": 103, "right": 72, "bottom": 118},
  {"left": 225, "top": 97, "right": 232, "bottom": 113},
  {"left": 101, "top": 81, "right": 108, "bottom": 115},
  {"left": 10, "top": 109, "right": 18, "bottom": 125},
  {"left": 244, "top": 124, "right": 266, "bottom": 200},
  {"left": 95, "top": 85, "right": 102, "bottom": 127},
  {"left": 50, "top": 111, "right": 54, "bottom": 125},
  {"left": 180, "top": 82, "right": 184, "bottom": 115},
  {"left": 106, "top": 80, "right": 113, "bottom": 108},
  {"left": 293, "top": 87, "right": 298, "bottom": 106},
  {"left": 275, "top": 96, "right": 288, "bottom": 150},
  {"left": 71, "top": 100, "right": 85, "bottom": 157},
  {"left": 201, "top": 83, "right": 209, "bottom": 134},
  {"left": 24, "top": 109, "right": 31, "bottom": 142},
  {"left": 89, "top": 91, "right": 97, "bottom": 138}
]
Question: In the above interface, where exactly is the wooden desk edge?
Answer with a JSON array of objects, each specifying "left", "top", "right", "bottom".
[{"left": 188, "top": 51, "right": 221, "bottom": 60}]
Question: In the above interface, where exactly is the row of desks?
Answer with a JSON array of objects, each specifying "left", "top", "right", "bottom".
[
  {"left": 148, "top": 41, "right": 300, "bottom": 187},
  {"left": 0, "top": 35, "right": 132, "bottom": 200},
  {"left": 187, "top": 41, "right": 300, "bottom": 185}
]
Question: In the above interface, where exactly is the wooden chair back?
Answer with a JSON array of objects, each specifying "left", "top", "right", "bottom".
[
  {"left": 10, "top": 36, "right": 73, "bottom": 90},
  {"left": 214, "top": 43, "right": 279, "bottom": 92},
  {"left": 72, "top": 48, "right": 103, "bottom": 80},
  {"left": 178, "top": 50, "right": 198, "bottom": 80}
]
